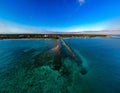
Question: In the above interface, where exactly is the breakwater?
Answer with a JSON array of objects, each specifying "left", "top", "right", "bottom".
[{"left": 54, "top": 37, "right": 88, "bottom": 75}]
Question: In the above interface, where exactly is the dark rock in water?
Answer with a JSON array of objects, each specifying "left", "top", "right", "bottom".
[
  {"left": 60, "top": 64, "right": 70, "bottom": 77},
  {"left": 80, "top": 67, "right": 88, "bottom": 75},
  {"left": 53, "top": 52, "right": 62, "bottom": 71}
]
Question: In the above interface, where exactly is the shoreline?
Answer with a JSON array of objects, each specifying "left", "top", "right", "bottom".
[{"left": 0, "top": 34, "right": 109, "bottom": 40}]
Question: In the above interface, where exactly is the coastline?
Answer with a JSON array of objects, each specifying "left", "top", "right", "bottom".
[{"left": 0, "top": 34, "right": 109, "bottom": 40}]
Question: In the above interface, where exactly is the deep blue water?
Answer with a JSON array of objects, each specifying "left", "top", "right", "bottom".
[
  {"left": 0, "top": 38, "right": 120, "bottom": 93},
  {"left": 65, "top": 37, "right": 120, "bottom": 93}
]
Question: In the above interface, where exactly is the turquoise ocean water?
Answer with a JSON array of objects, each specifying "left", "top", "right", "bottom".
[
  {"left": 65, "top": 37, "right": 120, "bottom": 93},
  {"left": 0, "top": 38, "right": 120, "bottom": 93}
]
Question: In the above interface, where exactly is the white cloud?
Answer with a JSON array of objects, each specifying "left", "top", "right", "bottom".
[
  {"left": 106, "top": 18, "right": 120, "bottom": 30},
  {"left": 63, "top": 22, "right": 108, "bottom": 32},
  {"left": 79, "top": 0, "right": 85, "bottom": 6},
  {"left": 0, "top": 19, "right": 120, "bottom": 34},
  {"left": 0, "top": 21, "right": 46, "bottom": 34}
]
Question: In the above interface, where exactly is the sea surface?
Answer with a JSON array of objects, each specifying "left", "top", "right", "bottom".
[{"left": 0, "top": 37, "right": 120, "bottom": 93}]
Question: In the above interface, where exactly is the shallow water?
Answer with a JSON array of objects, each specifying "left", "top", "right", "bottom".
[{"left": 0, "top": 38, "right": 120, "bottom": 93}]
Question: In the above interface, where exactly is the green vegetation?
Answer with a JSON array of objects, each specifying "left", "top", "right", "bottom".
[{"left": 0, "top": 34, "right": 108, "bottom": 39}]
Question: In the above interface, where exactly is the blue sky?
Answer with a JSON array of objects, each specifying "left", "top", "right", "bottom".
[{"left": 0, "top": 0, "right": 120, "bottom": 33}]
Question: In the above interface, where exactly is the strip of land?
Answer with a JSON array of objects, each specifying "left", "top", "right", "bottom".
[{"left": 0, "top": 34, "right": 109, "bottom": 39}]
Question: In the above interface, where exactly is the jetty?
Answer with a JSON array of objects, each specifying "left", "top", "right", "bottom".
[{"left": 53, "top": 37, "right": 88, "bottom": 75}]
